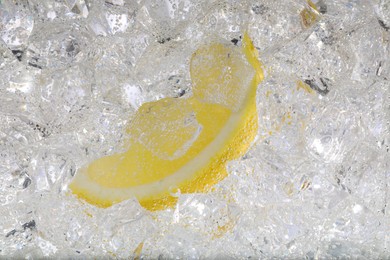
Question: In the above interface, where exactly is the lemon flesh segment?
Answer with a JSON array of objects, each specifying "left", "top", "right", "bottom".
[{"left": 69, "top": 33, "right": 264, "bottom": 211}]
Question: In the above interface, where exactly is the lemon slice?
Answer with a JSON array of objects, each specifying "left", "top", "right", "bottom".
[{"left": 70, "top": 33, "right": 264, "bottom": 211}]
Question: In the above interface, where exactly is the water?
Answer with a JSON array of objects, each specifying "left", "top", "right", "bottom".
[{"left": 0, "top": 0, "right": 389, "bottom": 258}]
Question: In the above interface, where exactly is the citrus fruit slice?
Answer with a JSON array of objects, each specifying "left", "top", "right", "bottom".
[{"left": 69, "top": 32, "right": 264, "bottom": 211}]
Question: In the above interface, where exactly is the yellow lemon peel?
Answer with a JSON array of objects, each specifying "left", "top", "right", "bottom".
[
  {"left": 297, "top": 80, "right": 315, "bottom": 94},
  {"left": 69, "top": 32, "right": 264, "bottom": 211},
  {"left": 300, "top": 0, "right": 320, "bottom": 28}
]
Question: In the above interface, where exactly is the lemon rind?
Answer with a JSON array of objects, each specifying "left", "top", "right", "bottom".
[{"left": 70, "top": 32, "right": 264, "bottom": 210}]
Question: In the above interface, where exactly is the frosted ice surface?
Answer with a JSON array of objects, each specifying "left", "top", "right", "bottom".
[
  {"left": 0, "top": 0, "right": 389, "bottom": 258},
  {"left": 0, "top": 0, "right": 34, "bottom": 50}
]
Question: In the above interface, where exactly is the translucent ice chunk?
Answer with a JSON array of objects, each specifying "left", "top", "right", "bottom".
[
  {"left": 66, "top": 0, "right": 89, "bottom": 18},
  {"left": 305, "top": 106, "right": 362, "bottom": 163},
  {"left": 26, "top": 22, "right": 91, "bottom": 69},
  {"left": 376, "top": 0, "right": 390, "bottom": 30},
  {"left": 105, "top": 13, "right": 130, "bottom": 34},
  {"left": 0, "top": 1, "right": 34, "bottom": 49}
]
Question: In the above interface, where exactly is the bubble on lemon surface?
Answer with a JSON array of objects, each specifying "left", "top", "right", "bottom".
[
  {"left": 129, "top": 97, "right": 202, "bottom": 160},
  {"left": 190, "top": 42, "right": 255, "bottom": 112}
]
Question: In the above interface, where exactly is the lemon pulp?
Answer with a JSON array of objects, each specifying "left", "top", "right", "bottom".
[{"left": 70, "top": 33, "right": 264, "bottom": 211}]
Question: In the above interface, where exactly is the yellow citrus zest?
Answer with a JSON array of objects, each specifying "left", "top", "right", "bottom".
[{"left": 69, "top": 32, "right": 264, "bottom": 211}]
